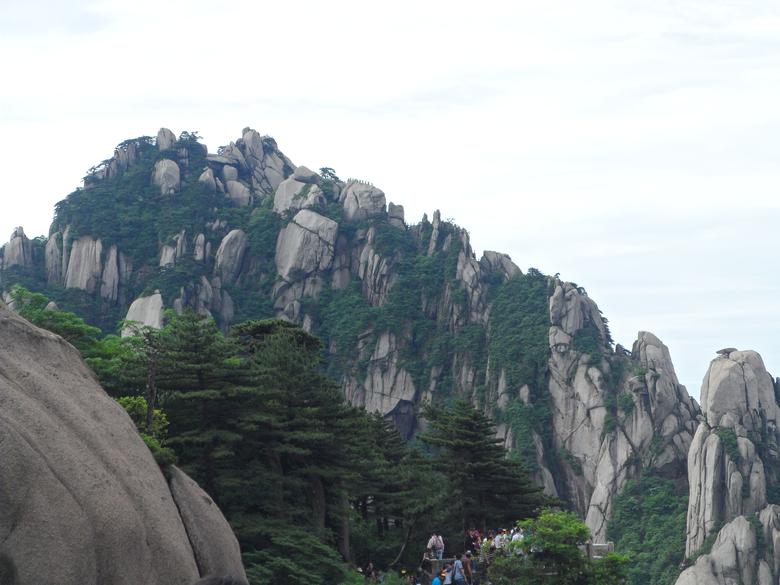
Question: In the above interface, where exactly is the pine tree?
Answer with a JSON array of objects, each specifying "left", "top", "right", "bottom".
[
  {"left": 228, "top": 319, "right": 363, "bottom": 585},
  {"left": 158, "top": 310, "right": 240, "bottom": 500},
  {"left": 421, "top": 399, "right": 546, "bottom": 532}
]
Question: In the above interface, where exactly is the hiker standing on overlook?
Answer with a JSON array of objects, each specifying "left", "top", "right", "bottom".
[
  {"left": 452, "top": 554, "right": 468, "bottom": 585},
  {"left": 427, "top": 531, "right": 445, "bottom": 560}
]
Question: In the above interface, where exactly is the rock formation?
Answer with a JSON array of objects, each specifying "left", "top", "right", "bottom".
[
  {"left": 157, "top": 127, "right": 177, "bottom": 151},
  {"left": 388, "top": 203, "right": 405, "bottom": 229},
  {"left": 64, "top": 235, "right": 103, "bottom": 293},
  {"left": 226, "top": 180, "right": 252, "bottom": 206},
  {"left": 2, "top": 227, "right": 34, "bottom": 270},
  {"left": 0, "top": 304, "right": 245, "bottom": 584},
  {"left": 341, "top": 180, "right": 386, "bottom": 221},
  {"left": 123, "top": 291, "right": 165, "bottom": 335},
  {"left": 214, "top": 229, "right": 249, "bottom": 284},
  {"left": 545, "top": 283, "right": 699, "bottom": 540},
  {"left": 152, "top": 159, "right": 181, "bottom": 195},
  {"left": 273, "top": 177, "right": 326, "bottom": 214},
  {"left": 275, "top": 210, "right": 338, "bottom": 281},
  {"left": 675, "top": 350, "right": 780, "bottom": 585},
  {"left": 685, "top": 350, "right": 778, "bottom": 556}
]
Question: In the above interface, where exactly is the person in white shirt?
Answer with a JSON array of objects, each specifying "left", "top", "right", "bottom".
[{"left": 427, "top": 532, "right": 444, "bottom": 560}]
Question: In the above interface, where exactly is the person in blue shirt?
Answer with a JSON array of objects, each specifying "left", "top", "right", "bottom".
[
  {"left": 453, "top": 554, "right": 467, "bottom": 585},
  {"left": 432, "top": 571, "right": 445, "bottom": 585}
]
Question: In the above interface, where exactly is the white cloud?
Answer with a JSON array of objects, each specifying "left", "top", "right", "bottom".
[{"left": 2, "top": 0, "right": 779, "bottom": 395}]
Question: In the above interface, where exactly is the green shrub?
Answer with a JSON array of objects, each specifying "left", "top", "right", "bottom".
[
  {"left": 715, "top": 427, "right": 741, "bottom": 463},
  {"left": 142, "top": 434, "right": 177, "bottom": 467},
  {"left": 572, "top": 322, "right": 604, "bottom": 356},
  {"left": 618, "top": 392, "right": 635, "bottom": 414}
]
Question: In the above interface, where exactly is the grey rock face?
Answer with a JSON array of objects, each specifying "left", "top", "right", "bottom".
[
  {"left": 546, "top": 282, "right": 699, "bottom": 541},
  {"left": 240, "top": 129, "right": 295, "bottom": 194},
  {"left": 160, "top": 245, "right": 176, "bottom": 267},
  {"left": 479, "top": 251, "right": 520, "bottom": 280},
  {"left": 275, "top": 210, "right": 338, "bottom": 281},
  {"left": 3, "top": 227, "right": 34, "bottom": 270},
  {"left": 685, "top": 350, "right": 778, "bottom": 557},
  {"left": 198, "top": 168, "right": 217, "bottom": 192},
  {"left": 225, "top": 180, "right": 252, "bottom": 207},
  {"left": 388, "top": 202, "right": 406, "bottom": 228},
  {"left": 222, "top": 165, "right": 238, "bottom": 183},
  {"left": 152, "top": 159, "right": 181, "bottom": 195},
  {"left": 356, "top": 227, "right": 397, "bottom": 306},
  {"left": 274, "top": 177, "right": 327, "bottom": 215},
  {"left": 344, "top": 332, "right": 416, "bottom": 414},
  {"left": 193, "top": 233, "right": 207, "bottom": 263},
  {"left": 700, "top": 350, "right": 777, "bottom": 429},
  {"left": 676, "top": 508, "right": 780, "bottom": 585},
  {"left": 214, "top": 230, "right": 249, "bottom": 284},
  {"left": 0, "top": 305, "right": 243, "bottom": 584},
  {"left": 157, "top": 127, "right": 177, "bottom": 151},
  {"left": 65, "top": 236, "right": 103, "bottom": 293},
  {"left": 45, "top": 234, "right": 62, "bottom": 284},
  {"left": 676, "top": 516, "right": 761, "bottom": 585},
  {"left": 342, "top": 180, "right": 386, "bottom": 221},
  {"left": 167, "top": 467, "right": 247, "bottom": 581},
  {"left": 292, "top": 165, "right": 320, "bottom": 184},
  {"left": 100, "top": 245, "right": 121, "bottom": 301},
  {"left": 427, "top": 210, "right": 441, "bottom": 256},
  {"left": 122, "top": 292, "right": 165, "bottom": 336}
]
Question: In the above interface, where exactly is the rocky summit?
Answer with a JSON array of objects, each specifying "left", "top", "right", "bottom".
[{"left": 0, "top": 126, "right": 773, "bottom": 584}]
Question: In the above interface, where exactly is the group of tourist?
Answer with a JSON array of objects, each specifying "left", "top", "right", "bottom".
[
  {"left": 428, "top": 527, "right": 527, "bottom": 584},
  {"left": 358, "top": 526, "right": 527, "bottom": 584}
]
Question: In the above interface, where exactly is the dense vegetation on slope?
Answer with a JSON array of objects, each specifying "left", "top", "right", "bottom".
[
  {"left": 53, "top": 134, "right": 212, "bottom": 266},
  {"left": 608, "top": 474, "right": 687, "bottom": 585}
]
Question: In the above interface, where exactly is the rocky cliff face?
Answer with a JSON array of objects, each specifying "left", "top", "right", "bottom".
[
  {"left": 0, "top": 302, "right": 245, "bottom": 584},
  {"left": 543, "top": 284, "right": 699, "bottom": 540},
  {"left": 675, "top": 349, "right": 780, "bottom": 585},
  {"left": 0, "top": 127, "right": 701, "bottom": 541}
]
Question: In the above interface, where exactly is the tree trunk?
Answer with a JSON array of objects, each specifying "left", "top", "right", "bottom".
[
  {"left": 145, "top": 359, "right": 157, "bottom": 434},
  {"left": 338, "top": 491, "right": 351, "bottom": 562},
  {"left": 390, "top": 515, "right": 419, "bottom": 568},
  {"left": 309, "top": 475, "right": 327, "bottom": 531}
]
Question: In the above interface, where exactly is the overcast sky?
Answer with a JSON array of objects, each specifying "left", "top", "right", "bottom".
[{"left": 2, "top": 0, "right": 779, "bottom": 395}]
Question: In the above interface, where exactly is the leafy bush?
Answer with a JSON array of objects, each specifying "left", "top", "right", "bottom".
[
  {"left": 117, "top": 395, "right": 176, "bottom": 467},
  {"left": 617, "top": 392, "right": 635, "bottom": 414},
  {"left": 715, "top": 427, "right": 741, "bottom": 463},
  {"left": 116, "top": 395, "right": 169, "bottom": 440},
  {"left": 490, "top": 509, "right": 628, "bottom": 585},
  {"left": 372, "top": 222, "right": 416, "bottom": 257},
  {"left": 572, "top": 322, "right": 604, "bottom": 356},
  {"left": 141, "top": 434, "right": 177, "bottom": 467}
]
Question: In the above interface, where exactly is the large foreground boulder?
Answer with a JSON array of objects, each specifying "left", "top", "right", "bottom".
[{"left": 0, "top": 304, "right": 245, "bottom": 584}]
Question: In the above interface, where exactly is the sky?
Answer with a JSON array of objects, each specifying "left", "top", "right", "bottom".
[{"left": 1, "top": 0, "right": 779, "bottom": 395}]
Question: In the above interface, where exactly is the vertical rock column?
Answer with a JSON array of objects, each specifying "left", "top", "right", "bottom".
[{"left": 685, "top": 350, "right": 777, "bottom": 557}]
